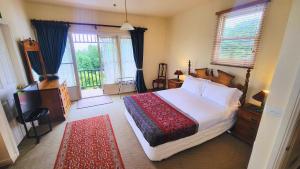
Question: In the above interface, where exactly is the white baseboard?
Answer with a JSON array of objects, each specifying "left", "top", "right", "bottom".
[{"left": 103, "top": 83, "right": 136, "bottom": 95}]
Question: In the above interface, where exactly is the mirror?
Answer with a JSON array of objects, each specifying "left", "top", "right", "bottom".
[{"left": 19, "top": 38, "right": 47, "bottom": 83}]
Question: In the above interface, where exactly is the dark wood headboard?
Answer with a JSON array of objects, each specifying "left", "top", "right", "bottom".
[{"left": 187, "top": 60, "right": 251, "bottom": 106}]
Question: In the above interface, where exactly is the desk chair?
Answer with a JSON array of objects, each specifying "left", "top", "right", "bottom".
[{"left": 14, "top": 84, "right": 52, "bottom": 144}]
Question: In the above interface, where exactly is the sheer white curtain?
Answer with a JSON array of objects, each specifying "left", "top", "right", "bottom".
[
  {"left": 100, "top": 37, "right": 120, "bottom": 84},
  {"left": 120, "top": 37, "right": 136, "bottom": 79},
  {"left": 98, "top": 26, "right": 136, "bottom": 86}
]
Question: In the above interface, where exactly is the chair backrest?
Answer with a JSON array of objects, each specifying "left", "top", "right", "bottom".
[
  {"left": 157, "top": 63, "right": 167, "bottom": 79},
  {"left": 14, "top": 89, "right": 41, "bottom": 121}
]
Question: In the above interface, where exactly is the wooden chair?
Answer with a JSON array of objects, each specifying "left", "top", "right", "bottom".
[{"left": 152, "top": 63, "right": 167, "bottom": 90}]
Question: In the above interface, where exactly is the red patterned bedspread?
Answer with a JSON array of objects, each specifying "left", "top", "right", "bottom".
[{"left": 124, "top": 92, "right": 198, "bottom": 146}]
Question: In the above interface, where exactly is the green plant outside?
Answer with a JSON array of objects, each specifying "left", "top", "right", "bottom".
[{"left": 75, "top": 44, "right": 104, "bottom": 89}]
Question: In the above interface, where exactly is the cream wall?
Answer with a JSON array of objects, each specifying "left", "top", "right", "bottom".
[
  {"left": 24, "top": 2, "right": 169, "bottom": 89},
  {"left": 0, "top": 0, "right": 33, "bottom": 85},
  {"left": 167, "top": 0, "right": 292, "bottom": 102}
]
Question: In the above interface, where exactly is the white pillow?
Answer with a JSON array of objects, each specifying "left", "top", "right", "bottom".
[
  {"left": 181, "top": 76, "right": 208, "bottom": 97},
  {"left": 202, "top": 82, "right": 242, "bottom": 107},
  {"left": 231, "top": 89, "right": 243, "bottom": 106}
]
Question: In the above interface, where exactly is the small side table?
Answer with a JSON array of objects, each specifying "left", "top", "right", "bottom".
[
  {"left": 231, "top": 103, "right": 263, "bottom": 145},
  {"left": 168, "top": 79, "right": 183, "bottom": 89}
]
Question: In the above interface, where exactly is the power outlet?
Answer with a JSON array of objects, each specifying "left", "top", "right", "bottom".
[{"left": 265, "top": 105, "right": 283, "bottom": 117}]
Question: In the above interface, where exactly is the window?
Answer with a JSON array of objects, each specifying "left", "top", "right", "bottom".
[
  {"left": 70, "top": 29, "right": 136, "bottom": 87},
  {"left": 100, "top": 35, "right": 136, "bottom": 84},
  {"left": 57, "top": 38, "right": 76, "bottom": 87},
  {"left": 72, "top": 33, "right": 102, "bottom": 88},
  {"left": 212, "top": 3, "right": 267, "bottom": 68},
  {"left": 99, "top": 36, "right": 120, "bottom": 84},
  {"left": 30, "top": 38, "right": 77, "bottom": 85},
  {"left": 120, "top": 37, "right": 136, "bottom": 79}
]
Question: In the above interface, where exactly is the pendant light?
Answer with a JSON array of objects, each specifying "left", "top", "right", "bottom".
[{"left": 120, "top": 0, "right": 134, "bottom": 30}]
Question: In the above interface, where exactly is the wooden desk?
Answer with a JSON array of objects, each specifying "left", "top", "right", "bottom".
[{"left": 38, "top": 80, "right": 71, "bottom": 122}]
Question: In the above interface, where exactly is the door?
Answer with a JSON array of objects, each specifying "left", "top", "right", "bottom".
[
  {"left": 71, "top": 33, "right": 103, "bottom": 98},
  {"left": 67, "top": 26, "right": 137, "bottom": 97},
  {"left": 281, "top": 114, "right": 300, "bottom": 169},
  {"left": 0, "top": 25, "right": 25, "bottom": 145}
]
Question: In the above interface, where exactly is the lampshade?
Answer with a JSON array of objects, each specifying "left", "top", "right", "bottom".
[
  {"left": 120, "top": 22, "right": 134, "bottom": 30},
  {"left": 252, "top": 90, "right": 269, "bottom": 103},
  {"left": 120, "top": 0, "right": 134, "bottom": 31},
  {"left": 174, "top": 70, "right": 183, "bottom": 75}
]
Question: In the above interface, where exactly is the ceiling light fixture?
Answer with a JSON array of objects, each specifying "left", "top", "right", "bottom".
[{"left": 120, "top": 0, "right": 134, "bottom": 31}]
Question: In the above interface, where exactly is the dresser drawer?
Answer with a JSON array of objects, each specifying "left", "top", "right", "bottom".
[
  {"left": 233, "top": 119, "right": 257, "bottom": 144},
  {"left": 238, "top": 109, "right": 260, "bottom": 125},
  {"left": 235, "top": 119, "right": 258, "bottom": 133},
  {"left": 59, "top": 82, "right": 71, "bottom": 115},
  {"left": 168, "top": 82, "right": 178, "bottom": 89},
  {"left": 232, "top": 105, "right": 262, "bottom": 145},
  {"left": 168, "top": 79, "right": 183, "bottom": 89}
]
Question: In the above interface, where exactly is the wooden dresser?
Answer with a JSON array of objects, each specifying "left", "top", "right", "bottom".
[
  {"left": 38, "top": 80, "right": 71, "bottom": 122},
  {"left": 168, "top": 79, "right": 184, "bottom": 89},
  {"left": 232, "top": 104, "right": 262, "bottom": 145}
]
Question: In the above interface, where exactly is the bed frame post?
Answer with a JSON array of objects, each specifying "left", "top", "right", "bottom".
[
  {"left": 240, "top": 68, "right": 251, "bottom": 106},
  {"left": 188, "top": 60, "right": 191, "bottom": 75}
]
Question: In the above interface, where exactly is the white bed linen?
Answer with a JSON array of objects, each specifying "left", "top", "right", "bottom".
[
  {"left": 125, "top": 88, "right": 238, "bottom": 161},
  {"left": 156, "top": 88, "right": 237, "bottom": 130}
]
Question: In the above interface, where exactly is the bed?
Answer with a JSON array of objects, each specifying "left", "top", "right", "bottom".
[{"left": 124, "top": 64, "right": 251, "bottom": 161}]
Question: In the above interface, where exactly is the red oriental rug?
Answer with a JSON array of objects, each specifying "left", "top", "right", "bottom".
[{"left": 54, "top": 115, "right": 125, "bottom": 169}]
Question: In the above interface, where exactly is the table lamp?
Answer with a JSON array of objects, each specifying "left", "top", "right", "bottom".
[
  {"left": 174, "top": 70, "right": 183, "bottom": 80},
  {"left": 252, "top": 90, "right": 269, "bottom": 112}
]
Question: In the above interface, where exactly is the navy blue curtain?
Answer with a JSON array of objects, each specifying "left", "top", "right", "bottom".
[
  {"left": 31, "top": 20, "right": 69, "bottom": 80},
  {"left": 130, "top": 27, "right": 147, "bottom": 93},
  {"left": 27, "top": 51, "right": 43, "bottom": 75}
]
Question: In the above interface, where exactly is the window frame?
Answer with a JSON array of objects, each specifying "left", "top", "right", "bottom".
[
  {"left": 211, "top": 0, "right": 269, "bottom": 69},
  {"left": 57, "top": 35, "right": 79, "bottom": 87}
]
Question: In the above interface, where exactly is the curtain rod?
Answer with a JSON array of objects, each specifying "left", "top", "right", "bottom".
[
  {"left": 68, "top": 22, "right": 121, "bottom": 28},
  {"left": 30, "top": 19, "right": 148, "bottom": 30}
]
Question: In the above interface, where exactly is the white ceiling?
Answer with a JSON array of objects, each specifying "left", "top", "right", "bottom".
[{"left": 25, "top": 0, "right": 207, "bottom": 17}]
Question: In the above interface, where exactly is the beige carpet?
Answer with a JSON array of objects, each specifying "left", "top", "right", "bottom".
[
  {"left": 7, "top": 94, "right": 252, "bottom": 169},
  {"left": 76, "top": 96, "right": 113, "bottom": 109}
]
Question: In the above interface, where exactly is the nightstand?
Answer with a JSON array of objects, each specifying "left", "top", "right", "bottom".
[
  {"left": 231, "top": 103, "right": 262, "bottom": 145},
  {"left": 168, "top": 79, "right": 183, "bottom": 89}
]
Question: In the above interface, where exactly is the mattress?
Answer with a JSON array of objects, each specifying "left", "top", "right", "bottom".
[{"left": 125, "top": 88, "right": 238, "bottom": 161}]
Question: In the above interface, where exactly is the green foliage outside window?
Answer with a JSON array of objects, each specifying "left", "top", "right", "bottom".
[
  {"left": 75, "top": 45, "right": 104, "bottom": 89},
  {"left": 219, "top": 17, "right": 260, "bottom": 60}
]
